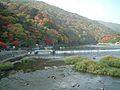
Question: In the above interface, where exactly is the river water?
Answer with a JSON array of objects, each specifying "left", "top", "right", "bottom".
[
  {"left": 0, "top": 45, "right": 120, "bottom": 90},
  {"left": 0, "top": 65, "right": 120, "bottom": 90},
  {"left": 32, "top": 45, "right": 120, "bottom": 61}
]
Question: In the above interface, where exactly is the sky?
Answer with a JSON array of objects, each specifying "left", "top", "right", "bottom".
[{"left": 37, "top": 0, "right": 120, "bottom": 24}]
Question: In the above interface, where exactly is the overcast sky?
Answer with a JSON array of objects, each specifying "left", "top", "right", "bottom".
[{"left": 37, "top": 0, "right": 120, "bottom": 24}]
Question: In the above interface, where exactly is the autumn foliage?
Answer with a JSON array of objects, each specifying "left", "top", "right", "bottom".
[
  {"left": 43, "top": 36, "right": 53, "bottom": 45},
  {"left": 0, "top": 41, "right": 7, "bottom": 48},
  {"left": 99, "top": 34, "right": 120, "bottom": 43},
  {"left": 0, "top": 1, "right": 75, "bottom": 48}
]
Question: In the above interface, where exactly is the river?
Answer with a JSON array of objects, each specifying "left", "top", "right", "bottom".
[
  {"left": 0, "top": 45, "right": 120, "bottom": 90},
  {"left": 32, "top": 45, "right": 120, "bottom": 61}
]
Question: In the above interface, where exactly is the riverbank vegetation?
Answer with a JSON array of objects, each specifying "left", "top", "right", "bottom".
[
  {"left": 0, "top": 57, "right": 66, "bottom": 73},
  {"left": 64, "top": 55, "right": 86, "bottom": 64},
  {"left": 0, "top": 62, "right": 14, "bottom": 71},
  {"left": 0, "top": 58, "right": 33, "bottom": 71},
  {"left": 1, "top": 55, "right": 120, "bottom": 78},
  {"left": 64, "top": 56, "right": 120, "bottom": 77}
]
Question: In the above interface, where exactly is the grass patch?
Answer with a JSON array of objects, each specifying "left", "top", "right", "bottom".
[
  {"left": 20, "top": 58, "right": 34, "bottom": 64},
  {"left": 100, "top": 56, "right": 120, "bottom": 68},
  {"left": 0, "top": 62, "right": 14, "bottom": 71},
  {"left": 66, "top": 55, "right": 120, "bottom": 77},
  {"left": 74, "top": 60, "right": 108, "bottom": 75},
  {"left": 64, "top": 55, "right": 86, "bottom": 64}
]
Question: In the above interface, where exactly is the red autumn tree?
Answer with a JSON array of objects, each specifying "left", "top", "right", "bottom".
[
  {"left": 43, "top": 36, "right": 53, "bottom": 45},
  {"left": 0, "top": 41, "right": 7, "bottom": 48},
  {"left": 12, "top": 40, "right": 20, "bottom": 47}
]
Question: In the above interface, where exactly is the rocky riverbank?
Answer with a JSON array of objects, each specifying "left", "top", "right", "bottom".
[
  {"left": 0, "top": 63, "right": 120, "bottom": 90},
  {"left": 0, "top": 54, "right": 120, "bottom": 90}
]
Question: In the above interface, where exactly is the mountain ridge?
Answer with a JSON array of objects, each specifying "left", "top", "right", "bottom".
[
  {"left": 0, "top": 0, "right": 120, "bottom": 49},
  {"left": 27, "top": 1, "right": 115, "bottom": 41},
  {"left": 98, "top": 21, "right": 120, "bottom": 33}
]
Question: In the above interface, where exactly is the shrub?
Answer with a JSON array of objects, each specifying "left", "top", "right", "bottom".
[
  {"left": 20, "top": 58, "right": 33, "bottom": 64},
  {"left": 74, "top": 60, "right": 97, "bottom": 72},
  {"left": 74, "top": 61, "right": 87, "bottom": 72},
  {"left": 73, "top": 56, "right": 120, "bottom": 77},
  {"left": 64, "top": 56, "right": 85, "bottom": 64},
  {"left": 0, "top": 62, "right": 14, "bottom": 71},
  {"left": 107, "top": 68, "right": 120, "bottom": 77},
  {"left": 100, "top": 56, "right": 120, "bottom": 68}
]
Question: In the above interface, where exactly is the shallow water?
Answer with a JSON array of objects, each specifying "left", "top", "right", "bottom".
[
  {"left": 30, "top": 49, "right": 120, "bottom": 61},
  {"left": 30, "top": 45, "right": 120, "bottom": 60},
  {"left": 0, "top": 65, "right": 120, "bottom": 90}
]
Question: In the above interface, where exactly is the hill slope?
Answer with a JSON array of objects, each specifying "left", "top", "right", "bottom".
[
  {"left": 0, "top": 0, "right": 118, "bottom": 49},
  {"left": 26, "top": 1, "right": 115, "bottom": 44},
  {"left": 99, "top": 21, "right": 120, "bottom": 33}
]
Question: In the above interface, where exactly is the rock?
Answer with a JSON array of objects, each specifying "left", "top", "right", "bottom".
[
  {"left": 72, "top": 83, "right": 80, "bottom": 88},
  {"left": 51, "top": 76, "right": 56, "bottom": 79},
  {"left": 72, "top": 85, "right": 75, "bottom": 87},
  {"left": 24, "top": 83, "right": 29, "bottom": 86},
  {"left": 12, "top": 61, "right": 21, "bottom": 65},
  {"left": 77, "top": 84, "right": 80, "bottom": 87},
  {"left": 53, "top": 66, "right": 57, "bottom": 69},
  {"left": 48, "top": 75, "right": 56, "bottom": 80},
  {"left": 44, "top": 66, "right": 51, "bottom": 69}
]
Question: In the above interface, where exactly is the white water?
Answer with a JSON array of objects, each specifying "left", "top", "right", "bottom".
[{"left": 55, "top": 49, "right": 120, "bottom": 54}]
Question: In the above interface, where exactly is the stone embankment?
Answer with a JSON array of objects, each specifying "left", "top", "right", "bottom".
[{"left": 0, "top": 50, "right": 28, "bottom": 62}]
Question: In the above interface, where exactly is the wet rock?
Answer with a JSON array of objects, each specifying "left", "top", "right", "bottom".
[
  {"left": 44, "top": 66, "right": 51, "bottom": 69},
  {"left": 77, "top": 84, "right": 80, "bottom": 87},
  {"left": 24, "top": 83, "right": 29, "bottom": 86},
  {"left": 48, "top": 75, "right": 56, "bottom": 80},
  {"left": 72, "top": 83, "right": 80, "bottom": 88},
  {"left": 72, "top": 85, "right": 75, "bottom": 87},
  {"left": 51, "top": 76, "right": 56, "bottom": 79},
  {"left": 53, "top": 66, "right": 58, "bottom": 69}
]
